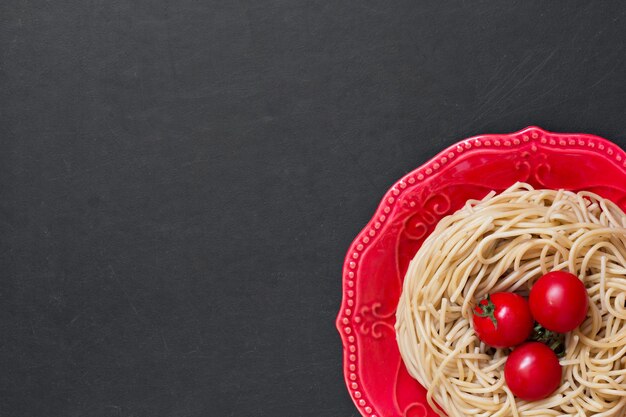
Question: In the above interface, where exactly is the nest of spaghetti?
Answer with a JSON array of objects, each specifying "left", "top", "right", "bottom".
[{"left": 396, "top": 182, "right": 626, "bottom": 417}]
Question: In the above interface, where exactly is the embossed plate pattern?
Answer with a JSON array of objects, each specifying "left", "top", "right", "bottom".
[{"left": 336, "top": 127, "right": 626, "bottom": 417}]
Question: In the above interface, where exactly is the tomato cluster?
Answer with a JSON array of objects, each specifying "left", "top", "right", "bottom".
[{"left": 472, "top": 271, "right": 588, "bottom": 401}]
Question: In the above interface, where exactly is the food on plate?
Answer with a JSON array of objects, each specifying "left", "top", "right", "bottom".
[
  {"left": 472, "top": 292, "right": 533, "bottom": 348},
  {"left": 395, "top": 182, "right": 626, "bottom": 416},
  {"left": 529, "top": 270, "right": 589, "bottom": 333}
]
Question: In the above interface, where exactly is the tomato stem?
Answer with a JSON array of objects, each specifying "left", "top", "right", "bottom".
[
  {"left": 474, "top": 294, "right": 498, "bottom": 329},
  {"left": 530, "top": 323, "right": 565, "bottom": 357}
]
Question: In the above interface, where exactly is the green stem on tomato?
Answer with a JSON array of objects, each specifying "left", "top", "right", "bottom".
[
  {"left": 530, "top": 323, "right": 566, "bottom": 357},
  {"left": 474, "top": 294, "right": 498, "bottom": 329}
]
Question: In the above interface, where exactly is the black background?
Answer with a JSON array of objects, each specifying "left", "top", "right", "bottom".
[{"left": 2, "top": 1, "right": 626, "bottom": 416}]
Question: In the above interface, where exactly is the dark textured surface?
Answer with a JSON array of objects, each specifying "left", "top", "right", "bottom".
[{"left": 1, "top": 1, "right": 626, "bottom": 416}]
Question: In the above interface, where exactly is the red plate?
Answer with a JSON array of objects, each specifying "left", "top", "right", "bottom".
[{"left": 336, "top": 127, "right": 626, "bottom": 417}]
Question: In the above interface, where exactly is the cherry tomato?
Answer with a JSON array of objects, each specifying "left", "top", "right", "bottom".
[
  {"left": 472, "top": 292, "right": 533, "bottom": 348},
  {"left": 529, "top": 271, "right": 588, "bottom": 333},
  {"left": 504, "top": 342, "right": 562, "bottom": 401}
]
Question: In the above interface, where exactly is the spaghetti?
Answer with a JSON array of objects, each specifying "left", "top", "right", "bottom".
[{"left": 395, "top": 182, "right": 626, "bottom": 416}]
